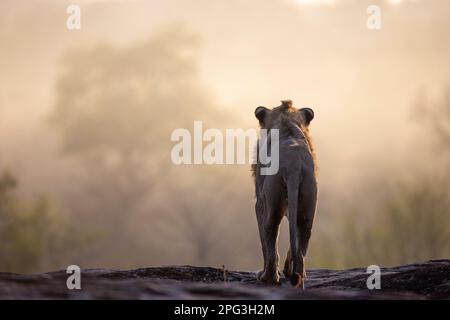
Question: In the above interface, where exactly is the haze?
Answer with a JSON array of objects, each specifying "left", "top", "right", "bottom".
[{"left": 0, "top": 0, "right": 449, "bottom": 272}]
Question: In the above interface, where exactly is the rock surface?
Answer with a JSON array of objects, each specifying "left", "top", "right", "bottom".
[{"left": 0, "top": 260, "right": 448, "bottom": 299}]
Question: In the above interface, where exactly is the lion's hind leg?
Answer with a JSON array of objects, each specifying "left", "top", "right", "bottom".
[{"left": 283, "top": 248, "right": 292, "bottom": 279}]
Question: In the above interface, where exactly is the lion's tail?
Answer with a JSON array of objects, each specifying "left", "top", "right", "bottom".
[{"left": 287, "top": 172, "right": 302, "bottom": 287}]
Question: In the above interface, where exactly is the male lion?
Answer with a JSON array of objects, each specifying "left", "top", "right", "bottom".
[{"left": 252, "top": 100, "right": 317, "bottom": 288}]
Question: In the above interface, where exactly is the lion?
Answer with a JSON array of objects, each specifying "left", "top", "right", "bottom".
[{"left": 252, "top": 100, "right": 317, "bottom": 288}]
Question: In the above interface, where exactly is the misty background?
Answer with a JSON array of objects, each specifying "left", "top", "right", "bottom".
[{"left": 0, "top": 0, "right": 449, "bottom": 273}]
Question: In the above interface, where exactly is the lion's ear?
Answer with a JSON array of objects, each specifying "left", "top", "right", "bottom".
[
  {"left": 300, "top": 107, "right": 314, "bottom": 125},
  {"left": 255, "top": 106, "right": 270, "bottom": 126}
]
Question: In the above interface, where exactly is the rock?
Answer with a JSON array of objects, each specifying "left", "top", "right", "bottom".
[{"left": 0, "top": 260, "right": 448, "bottom": 299}]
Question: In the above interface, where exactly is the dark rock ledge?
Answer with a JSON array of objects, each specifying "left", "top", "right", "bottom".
[{"left": 0, "top": 260, "right": 448, "bottom": 299}]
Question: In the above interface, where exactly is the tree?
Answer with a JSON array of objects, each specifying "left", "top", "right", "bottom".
[
  {"left": 49, "top": 27, "right": 235, "bottom": 267},
  {"left": 0, "top": 171, "right": 85, "bottom": 273},
  {"left": 335, "top": 89, "right": 450, "bottom": 267}
]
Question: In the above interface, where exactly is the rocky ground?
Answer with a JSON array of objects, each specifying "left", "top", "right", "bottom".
[{"left": 0, "top": 260, "right": 448, "bottom": 299}]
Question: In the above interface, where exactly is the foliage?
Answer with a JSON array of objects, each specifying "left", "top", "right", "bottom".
[{"left": 0, "top": 171, "right": 89, "bottom": 273}]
